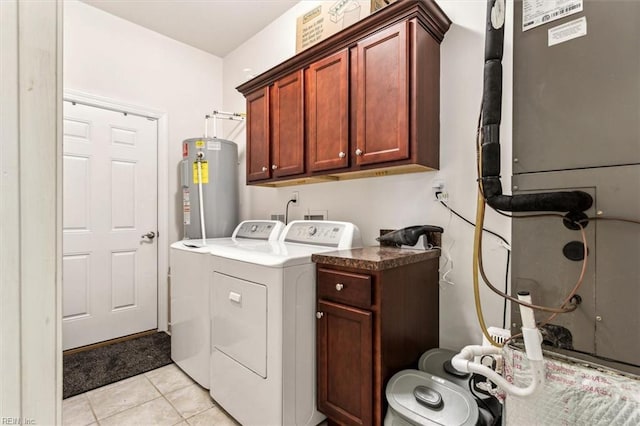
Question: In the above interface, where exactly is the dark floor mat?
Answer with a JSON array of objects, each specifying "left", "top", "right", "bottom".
[{"left": 63, "top": 332, "right": 171, "bottom": 399}]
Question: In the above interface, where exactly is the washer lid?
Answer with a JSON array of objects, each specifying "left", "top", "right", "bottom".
[
  {"left": 386, "top": 370, "right": 479, "bottom": 426},
  {"left": 210, "top": 242, "right": 334, "bottom": 267},
  {"left": 171, "top": 238, "right": 234, "bottom": 252}
]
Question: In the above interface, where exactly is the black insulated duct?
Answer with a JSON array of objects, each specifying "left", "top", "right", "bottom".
[{"left": 480, "top": 0, "right": 593, "bottom": 214}]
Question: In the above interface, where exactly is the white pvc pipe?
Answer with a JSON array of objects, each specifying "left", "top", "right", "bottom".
[
  {"left": 451, "top": 345, "right": 544, "bottom": 397},
  {"left": 196, "top": 160, "right": 206, "bottom": 245},
  {"left": 211, "top": 111, "right": 246, "bottom": 139},
  {"left": 204, "top": 116, "right": 209, "bottom": 138},
  {"left": 518, "top": 292, "right": 544, "bottom": 361},
  {"left": 518, "top": 292, "right": 536, "bottom": 329},
  {"left": 212, "top": 110, "right": 245, "bottom": 118},
  {"left": 451, "top": 291, "right": 545, "bottom": 398}
]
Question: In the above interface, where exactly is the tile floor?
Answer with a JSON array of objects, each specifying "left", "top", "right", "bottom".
[{"left": 62, "top": 363, "right": 239, "bottom": 426}]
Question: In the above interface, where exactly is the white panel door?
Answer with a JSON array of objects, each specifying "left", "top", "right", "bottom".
[{"left": 62, "top": 101, "right": 158, "bottom": 350}]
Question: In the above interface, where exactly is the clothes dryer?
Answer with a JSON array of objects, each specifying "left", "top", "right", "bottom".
[{"left": 209, "top": 220, "right": 362, "bottom": 425}]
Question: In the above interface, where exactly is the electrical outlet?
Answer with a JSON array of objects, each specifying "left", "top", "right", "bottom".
[
  {"left": 432, "top": 179, "right": 447, "bottom": 201},
  {"left": 432, "top": 179, "right": 445, "bottom": 191},
  {"left": 291, "top": 191, "right": 299, "bottom": 203}
]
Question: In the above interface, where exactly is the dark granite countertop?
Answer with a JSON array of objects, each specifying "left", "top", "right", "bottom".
[{"left": 312, "top": 246, "right": 440, "bottom": 271}]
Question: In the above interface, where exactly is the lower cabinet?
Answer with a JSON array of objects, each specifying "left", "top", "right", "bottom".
[
  {"left": 317, "top": 300, "right": 372, "bottom": 425},
  {"left": 315, "top": 251, "right": 440, "bottom": 425}
]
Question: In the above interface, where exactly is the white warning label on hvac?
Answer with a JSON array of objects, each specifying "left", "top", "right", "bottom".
[
  {"left": 523, "top": 0, "right": 583, "bottom": 31},
  {"left": 548, "top": 17, "right": 587, "bottom": 46}
]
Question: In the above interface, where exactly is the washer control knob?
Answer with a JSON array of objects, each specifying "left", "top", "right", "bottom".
[
  {"left": 250, "top": 225, "right": 258, "bottom": 232},
  {"left": 335, "top": 283, "right": 344, "bottom": 291},
  {"left": 307, "top": 226, "right": 317, "bottom": 236}
]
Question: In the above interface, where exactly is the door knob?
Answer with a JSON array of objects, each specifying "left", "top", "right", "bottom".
[
  {"left": 335, "top": 283, "right": 344, "bottom": 291},
  {"left": 141, "top": 231, "right": 156, "bottom": 240},
  {"left": 316, "top": 312, "right": 324, "bottom": 319},
  {"left": 338, "top": 152, "right": 346, "bottom": 158},
  {"left": 261, "top": 166, "right": 268, "bottom": 172},
  {"left": 272, "top": 164, "right": 278, "bottom": 170},
  {"left": 355, "top": 148, "right": 363, "bottom": 156}
]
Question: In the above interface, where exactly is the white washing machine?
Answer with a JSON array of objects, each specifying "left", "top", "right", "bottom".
[
  {"left": 169, "top": 220, "right": 284, "bottom": 388},
  {"left": 209, "top": 220, "right": 362, "bottom": 425}
]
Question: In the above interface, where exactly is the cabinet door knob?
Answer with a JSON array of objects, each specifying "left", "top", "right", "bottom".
[
  {"left": 338, "top": 151, "right": 346, "bottom": 158},
  {"left": 272, "top": 164, "right": 278, "bottom": 170},
  {"left": 261, "top": 166, "right": 268, "bottom": 172},
  {"left": 316, "top": 312, "right": 324, "bottom": 319},
  {"left": 335, "top": 283, "right": 344, "bottom": 291},
  {"left": 355, "top": 148, "right": 363, "bottom": 156}
]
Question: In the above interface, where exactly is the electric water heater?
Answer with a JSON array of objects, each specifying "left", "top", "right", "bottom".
[{"left": 181, "top": 137, "right": 238, "bottom": 239}]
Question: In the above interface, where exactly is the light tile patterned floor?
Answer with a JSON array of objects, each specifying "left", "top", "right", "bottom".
[{"left": 62, "top": 363, "right": 239, "bottom": 426}]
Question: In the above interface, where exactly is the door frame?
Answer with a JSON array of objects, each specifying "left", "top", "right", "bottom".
[{"left": 63, "top": 89, "right": 170, "bottom": 332}]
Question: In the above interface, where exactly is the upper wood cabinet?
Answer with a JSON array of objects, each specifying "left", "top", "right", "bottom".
[
  {"left": 271, "top": 70, "right": 305, "bottom": 178},
  {"left": 355, "top": 21, "right": 409, "bottom": 166},
  {"left": 246, "top": 71, "right": 305, "bottom": 182},
  {"left": 238, "top": 0, "right": 451, "bottom": 187},
  {"left": 306, "top": 50, "right": 350, "bottom": 172},
  {"left": 246, "top": 87, "right": 270, "bottom": 182}
]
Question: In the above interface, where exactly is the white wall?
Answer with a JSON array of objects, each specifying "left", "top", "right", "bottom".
[
  {"left": 64, "top": 0, "right": 224, "bottom": 246},
  {"left": 223, "top": 0, "right": 514, "bottom": 350}
]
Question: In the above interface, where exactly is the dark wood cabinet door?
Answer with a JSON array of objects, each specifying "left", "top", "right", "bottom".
[
  {"left": 272, "top": 70, "right": 304, "bottom": 177},
  {"left": 246, "top": 88, "right": 271, "bottom": 181},
  {"left": 317, "top": 300, "right": 372, "bottom": 426},
  {"left": 306, "top": 50, "right": 349, "bottom": 172},
  {"left": 355, "top": 21, "right": 409, "bottom": 166}
]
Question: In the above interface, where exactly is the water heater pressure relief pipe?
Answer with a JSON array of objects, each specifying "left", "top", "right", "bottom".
[
  {"left": 196, "top": 152, "right": 207, "bottom": 245},
  {"left": 452, "top": 291, "right": 545, "bottom": 397}
]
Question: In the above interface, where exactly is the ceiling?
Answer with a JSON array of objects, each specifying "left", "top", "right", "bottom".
[{"left": 81, "top": 0, "right": 300, "bottom": 58}]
